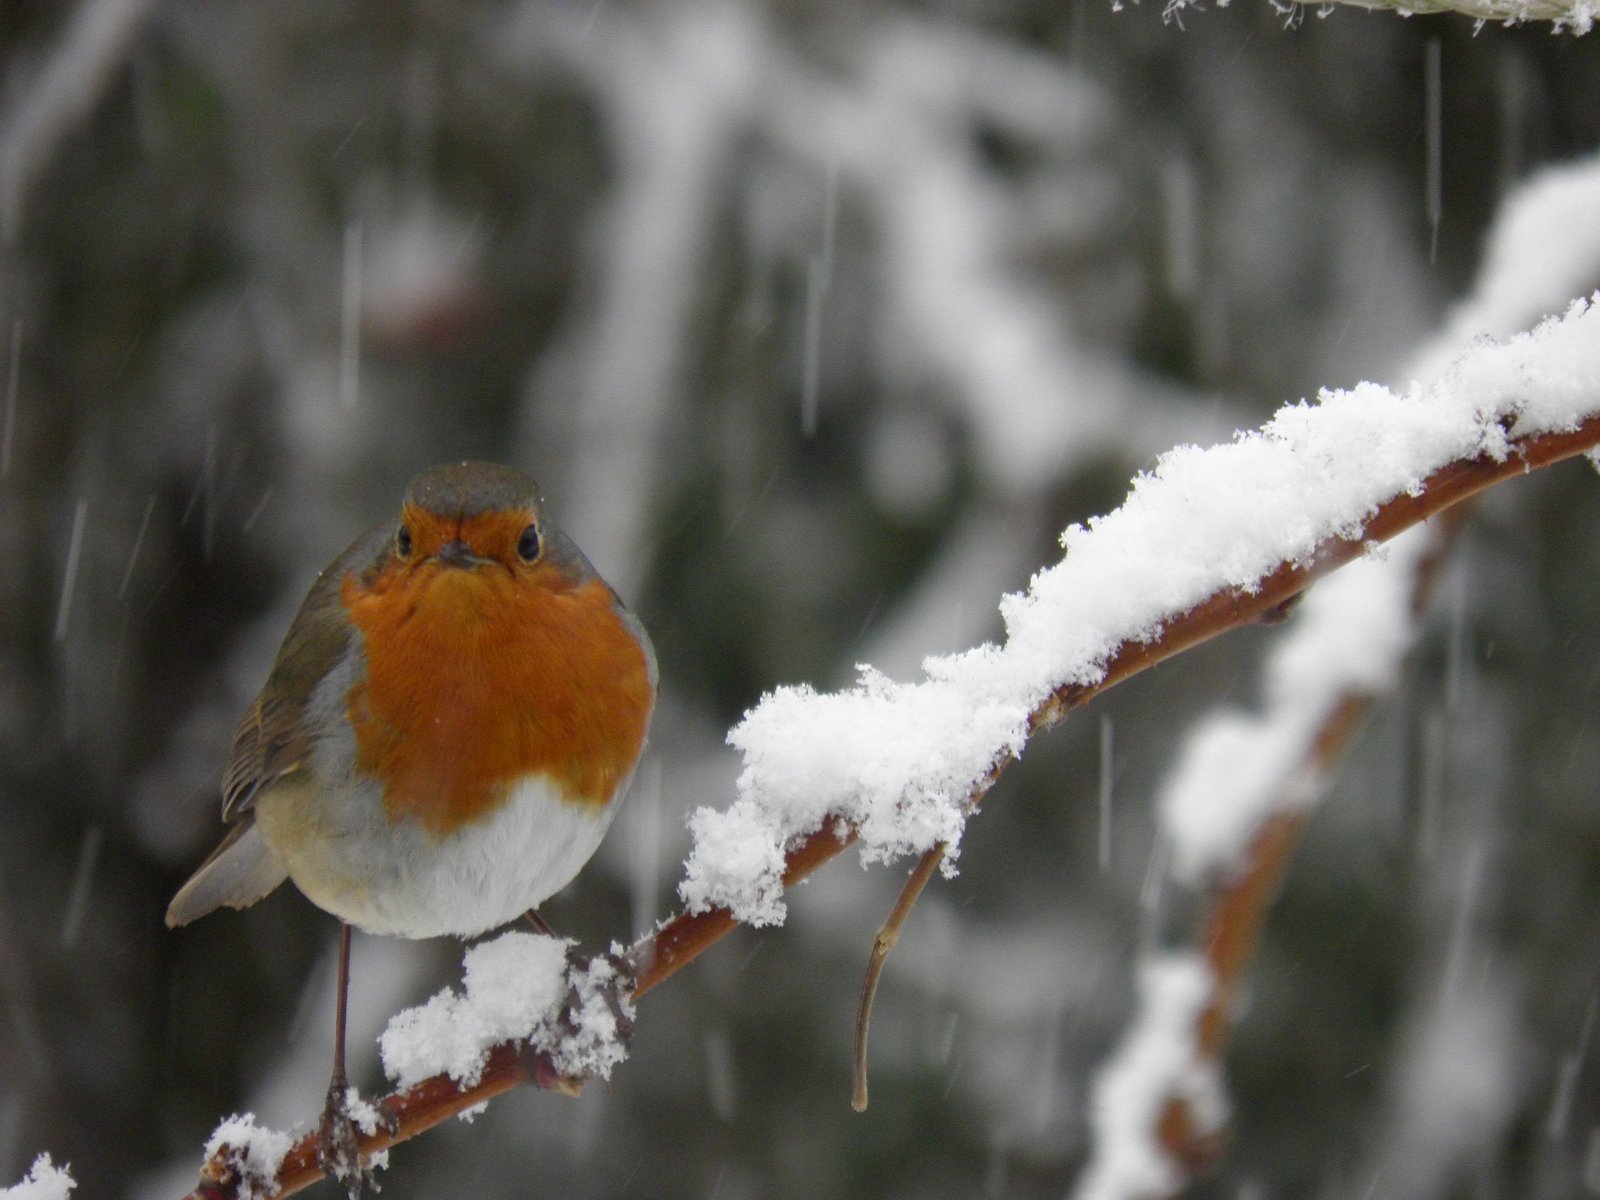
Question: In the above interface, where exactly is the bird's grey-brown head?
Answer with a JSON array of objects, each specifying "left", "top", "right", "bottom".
[{"left": 403, "top": 461, "right": 543, "bottom": 521}]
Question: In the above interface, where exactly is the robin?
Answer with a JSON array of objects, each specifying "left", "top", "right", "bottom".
[{"left": 166, "top": 461, "right": 656, "bottom": 1191}]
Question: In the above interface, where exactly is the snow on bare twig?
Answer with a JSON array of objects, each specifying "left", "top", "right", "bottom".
[{"left": 0, "top": 1155, "right": 75, "bottom": 1200}]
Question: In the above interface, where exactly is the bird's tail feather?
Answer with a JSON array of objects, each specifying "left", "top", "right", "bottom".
[{"left": 165, "top": 816, "right": 289, "bottom": 927}]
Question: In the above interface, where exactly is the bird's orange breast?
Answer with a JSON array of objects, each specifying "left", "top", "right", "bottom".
[{"left": 339, "top": 559, "right": 652, "bottom": 838}]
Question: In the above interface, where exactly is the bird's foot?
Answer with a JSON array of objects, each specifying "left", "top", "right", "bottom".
[{"left": 317, "top": 1082, "right": 396, "bottom": 1198}]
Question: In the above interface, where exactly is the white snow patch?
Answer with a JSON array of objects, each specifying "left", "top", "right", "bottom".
[
  {"left": 685, "top": 659, "right": 1027, "bottom": 926},
  {"left": 1, "top": 1156, "right": 75, "bottom": 1200},
  {"left": 341, "top": 1087, "right": 385, "bottom": 1138},
  {"left": 203, "top": 1115, "right": 293, "bottom": 1200},
  {"left": 681, "top": 297, "right": 1600, "bottom": 925},
  {"left": 1430, "top": 151, "right": 1600, "bottom": 357},
  {"left": 379, "top": 932, "right": 632, "bottom": 1090},
  {"left": 1162, "top": 0, "right": 1594, "bottom": 33},
  {"left": 551, "top": 952, "right": 635, "bottom": 1080},
  {"left": 1161, "top": 531, "right": 1428, "bottom": 882},
  {"left": 1073, "top": 955, "right": 1223, "bottom": 1200}
]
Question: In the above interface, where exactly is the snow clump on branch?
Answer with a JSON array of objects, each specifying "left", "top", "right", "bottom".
[
  {"left": 380, "top": 932, "right": 633, "bottom": 1089},
  {"left": 202, "top": 1116, "right": 293, "bottom": 1200},
  {"left": 0, "top": 1156, "right": 75, "bottom": 1200}
]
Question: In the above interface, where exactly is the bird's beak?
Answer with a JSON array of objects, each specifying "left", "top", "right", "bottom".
[{"left": 436, "top": 539, "right": 486, "bottom": 568}]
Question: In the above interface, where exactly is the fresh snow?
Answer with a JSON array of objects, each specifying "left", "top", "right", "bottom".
[
  {"left": 0, "top": 1157, "right": 74, "bottom": 1200},
  {"left": 1072, "top": 955, "right": 1223, "bottom": 1200},
  {"left": 680, "top": 295, "right": 1600, "bottom": 926},
  {"left": 1159, "top": 530, "right": 1431, "bottom": 883},
  {"left": 203, "top": 1115, "right": 293, "bottom": 1200},
  {"left": 1161, "top": 0, "right": 1595, "bottom": 34},
  {"left": 379, "top": 932, "right": 632, "bottom": 1090}
]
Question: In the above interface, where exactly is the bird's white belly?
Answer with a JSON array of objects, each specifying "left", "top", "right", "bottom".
[{"left": 256, "top": 772, "right": 615, "bottom": 939}]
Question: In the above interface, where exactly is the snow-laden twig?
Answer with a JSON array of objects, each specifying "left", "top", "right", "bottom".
[
  {"left": 679, "top": 295, "right": 1600, "bottom": 930},
  {"left": 1, "top": 1155, "right": 76, "bottom": 1200},
  {"left": 380, "top": 934, "right": 633, "bottom": 1090},
  {"left": 199, "top": 1117, "right": 294, "bottom": 1200},
  {"left": 1074, "top": 956, "right": 1225, "bottom": 1200},
  {"left": 1164, "top": 0, "right": 1595, "bottom": 32},
  {"left": 182, "top": 942, "right": 630, "bottom": 1200},
  {"left": 1313, "top": 0, "right": 1594, "bottom": 30}
]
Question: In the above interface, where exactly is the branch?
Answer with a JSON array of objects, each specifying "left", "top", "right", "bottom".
[
  {"left": 181, "top": 403, "right": 1600, "bottom": 1200},
  {"left": 1033, "top": 418, "right": 1600, "bottom": 734},
  {"left": 635, "top": 820, "right": 859, "bottom": 997},
  {"left": 191, "top": 1044, "right": 577, "bottom": 1200},
  {"left": 1283, "top": 0, "right": 1594, "bottom": 28},
  {"left": 852, "top": 843, "right": 948, "bottom": 1112},
  {"left": 1157, "top": 0, "right": 1596, "bottom": 31}
]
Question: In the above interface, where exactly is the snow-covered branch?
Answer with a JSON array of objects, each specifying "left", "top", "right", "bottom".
[
  {"left": 1158, "top": 0, "right": 1595, "bottom": 31},
  {"left": 183, "top": 941, "right": 630, "bottom": 1200},
  {"left": 678, "top": 296, "right": 1600, "bottom": 930},
  {"left": 170, "top": 297, "right": 1600, "bottom": 1199},
  {"left": 1287, "top": 0, "right": 1593, "bottom": 30},
  {"left": 0, "top": 1155, "right": 75, "bottom": 1200}
]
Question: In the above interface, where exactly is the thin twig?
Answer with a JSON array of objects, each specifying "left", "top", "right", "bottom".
[
  {"left": 852, "top": 843, "right": 947, "bottom": 1112},
  {"left": 187, "top": 1042, "right": 579, "bottom": 1200}
]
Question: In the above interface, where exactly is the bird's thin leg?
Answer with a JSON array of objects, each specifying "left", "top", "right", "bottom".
[
  {"left": 317, "top": 922, "right": 364, "bottom": 1195},
  {"left": 333, "top": 920, "right": 352, "bottom": 1092},
  {"left": 523, "top": 909, "right": 556, "bottom": 937}
]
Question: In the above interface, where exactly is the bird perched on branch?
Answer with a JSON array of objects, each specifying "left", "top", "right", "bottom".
[{"left": 167, "top": 461, "right": 656, "bottom": 1192}]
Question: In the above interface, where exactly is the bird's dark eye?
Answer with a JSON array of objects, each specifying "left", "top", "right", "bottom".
[
  {"left": 517, "top": 523, "right": 540, "bottom": 562},
  {"left": 396, "top": 525, "right": 413, "bottom": 558}
]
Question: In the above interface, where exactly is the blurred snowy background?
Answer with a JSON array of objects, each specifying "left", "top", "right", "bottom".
[{"left": 2, "top": 2, "right": 1600, "bottom": 1197}]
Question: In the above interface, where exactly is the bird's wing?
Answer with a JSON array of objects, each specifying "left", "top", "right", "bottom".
[
  {"left": 220, "top": 522, "right": 390, "bottom": 821},
  {"left": 222, "top": 692, "right": 312, "bottom": 819}
]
